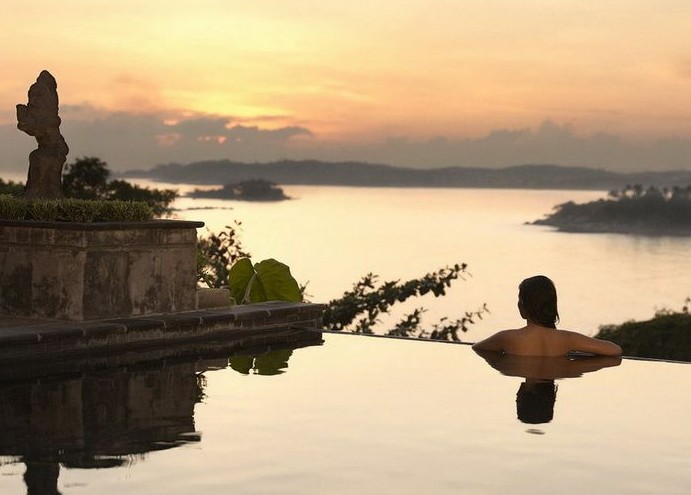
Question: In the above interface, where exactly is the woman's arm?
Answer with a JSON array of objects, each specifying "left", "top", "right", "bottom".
[
  {"left": 567, "top": 332, "right": 623, "bottom": 356},
  {"left": 471, "top": 331, "right": 507, "bottom": 353}
]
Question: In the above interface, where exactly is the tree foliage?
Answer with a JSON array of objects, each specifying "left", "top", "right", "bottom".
[
  {"left": 595, "top": 299, "right": 691, "bottom": 361},
  {"left": 197, "top": 223, "right": 251, "bottom": 288},
  {"left": 322, "top": 266, "right": 489, "bottom": 341},
  {"left": 105, "top": 179, "right": 178, "bottom": 216},
  {"left": 188, "top": 179, "right": 289, "bottom": 201},
  {"left": 62, "top": 157, "right": 110, "bottom": 199},
  {"left": 534, "top": 183, "right": 691, "bottom": 235},
  {"left": 0, "top": 179, "right": 26, "bottom": 196},
  {"left": 62, "top": 156, "right": 178, "bottom": 216}
]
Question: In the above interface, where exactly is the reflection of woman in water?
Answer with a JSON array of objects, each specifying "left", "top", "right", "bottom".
[
  {"left": 475, "top": 337, "right": 622, "bottom": 425},
  {"left": 516, "top": 381, "right": 557, "bottom": 424},
  {"left": 476, "top": 351, "right": 622, "bottom": 425},
  {"left": 472, "top": 275, "right": 622, "bottom": 357}
]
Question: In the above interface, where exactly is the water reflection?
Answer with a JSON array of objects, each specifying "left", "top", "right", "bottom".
[
  {"left": 0, "top": 337, "right": 322, "bottom": 494},
  {"left": 229, "top": 348, "right": 293, "bottom": 375},
  {"left": 474, "top": 350, "right": 621, "bottom": 426},
  {"left": 516, "top": 381, "right": 558, "bottom": 424}
]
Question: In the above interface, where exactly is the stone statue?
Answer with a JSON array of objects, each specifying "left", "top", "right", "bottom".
[{"left": 16, "top": 70, "right": 69, "bottom": 199}]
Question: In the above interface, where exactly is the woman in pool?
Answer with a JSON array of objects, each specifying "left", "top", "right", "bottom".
[{"left": 472, "top": 275, "right": 622, "bottom": 357}]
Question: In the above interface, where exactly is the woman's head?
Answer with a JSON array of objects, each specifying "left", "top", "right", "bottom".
[{"left": 518, "top": 275, "right": 559, "bottom": 328}]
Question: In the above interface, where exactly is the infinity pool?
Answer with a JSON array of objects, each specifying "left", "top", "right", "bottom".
[{"left": 1, "top": 332, "right": 689, "bottom": 494}]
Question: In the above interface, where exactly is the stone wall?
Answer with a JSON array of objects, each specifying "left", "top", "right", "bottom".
[{"left": 0, "top": 219, "right": 203, "bottom": 320}]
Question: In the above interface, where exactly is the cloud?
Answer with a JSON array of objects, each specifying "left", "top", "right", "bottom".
[
  {"left": 301, "top": 121, "right": 691, "bottom": 172},
  {"left": 163, "top": 119, "right": 312, "bottom": 144},
  {"left": 169, "top": 117, "right": 232, "bottom": 135},
  {"left": 0, "top": 108, "right": 689, "bottom": 175},
  {"left": 0, "top": 107, "right": 313, "bottom": 173},
  {"left": 224, "top": 125, "right": 312, "bottom": 142}
]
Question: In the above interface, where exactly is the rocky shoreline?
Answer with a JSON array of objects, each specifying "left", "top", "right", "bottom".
[
  {"left": 531, "top": 186, "right": 691, "bottom": 236},
  {"left": 531, "top": 219, "right": 691, "bottom": 236},
  {"left": 187, "top": 179, "right": 290, "bottom": 202}
]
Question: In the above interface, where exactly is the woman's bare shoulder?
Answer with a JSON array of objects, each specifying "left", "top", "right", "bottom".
[{"left": 471, "top": 328, "right": 523, "bottom": 352}]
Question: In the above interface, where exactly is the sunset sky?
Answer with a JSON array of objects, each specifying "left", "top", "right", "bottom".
[{"left": 2, "top": 0, "right": 691, "bottom": 172}]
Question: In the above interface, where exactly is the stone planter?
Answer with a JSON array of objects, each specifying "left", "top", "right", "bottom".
[
  {"left": 196, "top": 287, "right": 234, "bottom": 309},
  {"left": 0, "top": 219, "right": 204, "bottom": 320}
]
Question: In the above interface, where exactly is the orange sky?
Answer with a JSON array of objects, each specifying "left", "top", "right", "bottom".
[{"left": 2, "top": 1, "right": 691, "bottom": 171}]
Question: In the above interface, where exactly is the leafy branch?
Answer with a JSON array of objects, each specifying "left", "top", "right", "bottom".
[
  {"left": 322, "top": 264, "right": 488, "bottom": 341},
  {"left": 197, "top": 222, "right": 251, "bottom": 288}
]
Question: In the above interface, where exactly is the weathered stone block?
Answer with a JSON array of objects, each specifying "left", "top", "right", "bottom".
[
  {"left": 0, "top": 219, "right": 203, "bottom": 320},
  {"left": 196, "top": 288, "right": 233, "bottom": 309}
]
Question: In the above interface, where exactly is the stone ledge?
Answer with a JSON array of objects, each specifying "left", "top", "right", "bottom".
[
  {"left": 0, "top": 301, "right": 325, "bottom": 362},
  {"left": 0, "top": 331, "right": 324, "bottom": 383},
  {"left": 0, "top": 219, "right": 205, "bottom": 231}
]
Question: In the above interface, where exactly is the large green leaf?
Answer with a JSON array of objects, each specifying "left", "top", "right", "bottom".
[
  {"left": 253, "top": 259, "right": 302, "bottom": 302},
  {"left": 228, "top": 257, "right": 301, "bottom": 303},
  {"left": 228, "top": 257, "right": 258, "bottom": 303}
]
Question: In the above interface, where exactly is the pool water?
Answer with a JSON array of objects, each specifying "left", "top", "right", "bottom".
[{"left": 1, "top": 332, "right": 689, "bottom": 494}]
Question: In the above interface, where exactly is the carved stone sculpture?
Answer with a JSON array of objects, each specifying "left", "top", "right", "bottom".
[{"left": 16, "top": 70, "right": 69, "bottom": 199}]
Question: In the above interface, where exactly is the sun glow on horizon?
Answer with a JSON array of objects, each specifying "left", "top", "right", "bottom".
[{"left": 3, "top": 0, "right": 691, "bottom": 171}]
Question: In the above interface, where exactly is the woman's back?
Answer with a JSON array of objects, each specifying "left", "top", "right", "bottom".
[
  {"left": 472, "top": 275, "right": 622, "bottom": 357},
  {"left": 474, "top": 324, "right": 622, "bottom": 357}
]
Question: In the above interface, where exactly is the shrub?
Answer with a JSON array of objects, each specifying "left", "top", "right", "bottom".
[
  {"left": 0, "top": 179, "right": 24, "bottom": 196},
  {"left": 0, "top": 195, "right": 154, "bottom": 222},
  {"left": 197, "top": 222, "right": 252, "bottom": 288},
  {"left": 595, "top": 301, "right": 691, "bottom": 361},
  {"left": 63, "top": 157, "right": 178, "bottom": 216}
]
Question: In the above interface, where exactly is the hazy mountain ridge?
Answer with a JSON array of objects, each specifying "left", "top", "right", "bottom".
[{"left": 122, "top": 160, "right": 691, "bottom": 190}]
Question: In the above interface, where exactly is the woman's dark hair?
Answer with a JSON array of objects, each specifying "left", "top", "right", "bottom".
[
  {"left": 518, "top": 275, "right": 559, "bottom": 328},
  {"left": 516, "top": 381, "right": 558, "bottom": 424}
]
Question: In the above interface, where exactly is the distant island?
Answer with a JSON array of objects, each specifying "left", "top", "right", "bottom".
[
  {"left": 187, "top": 179, "right": 289, "bottom": 201},
  {"left": 119, "top": 160, "right": 691, "bottom": 234},
  {"left": 531, "top": 185, "right": 691, "bottom": 236},
  {"left": 121, "top": 160, "right": 691, "bottom": 191}
]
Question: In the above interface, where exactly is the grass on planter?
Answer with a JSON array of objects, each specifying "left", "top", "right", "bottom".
[{"left": 0, "top": 195, "right": 154, "bottom": 222}]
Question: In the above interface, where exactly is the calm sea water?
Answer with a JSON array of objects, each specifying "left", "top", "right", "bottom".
[{"left": 164, "top": 183, "right": 689, "bottom": 341}]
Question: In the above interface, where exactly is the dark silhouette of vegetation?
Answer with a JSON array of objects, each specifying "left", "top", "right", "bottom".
[
  {"left": 1, "top": 157, "right": 177, "bottom": 221},
  {"left": 2, "top": 157, "right": 178, "bottom": 217},
  {"left": 188, "top": 179, "right": 289, "bottom": 201},
  {"left": 125, "top": 160, "right": 691, "bottom": 191},
  {"left": 321, "top": 267, "right": 489, "bottom": 341},
  {"left": 533, "top": 184, "right": 691, "bottom": 235},
  {"left": 0, "top": 179, "right": 25, "bottom": 196},
  {"left": 595, "top": 300, "right": 691, "bottom": 361},
  {"left": 62, "top": 156, "right": 110, "bottom": 199},
  {"left": 228, "top": 348, "right": 294, "bottom": 375},
  {"left": 62, "top": 157, "right": 178, "bottom": 216},
  {"left": 196, "top": 225, "right": 487, "bottom": 341},
  {"left": 197, "top": 222, "right": 251, "bottom": 288}
]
